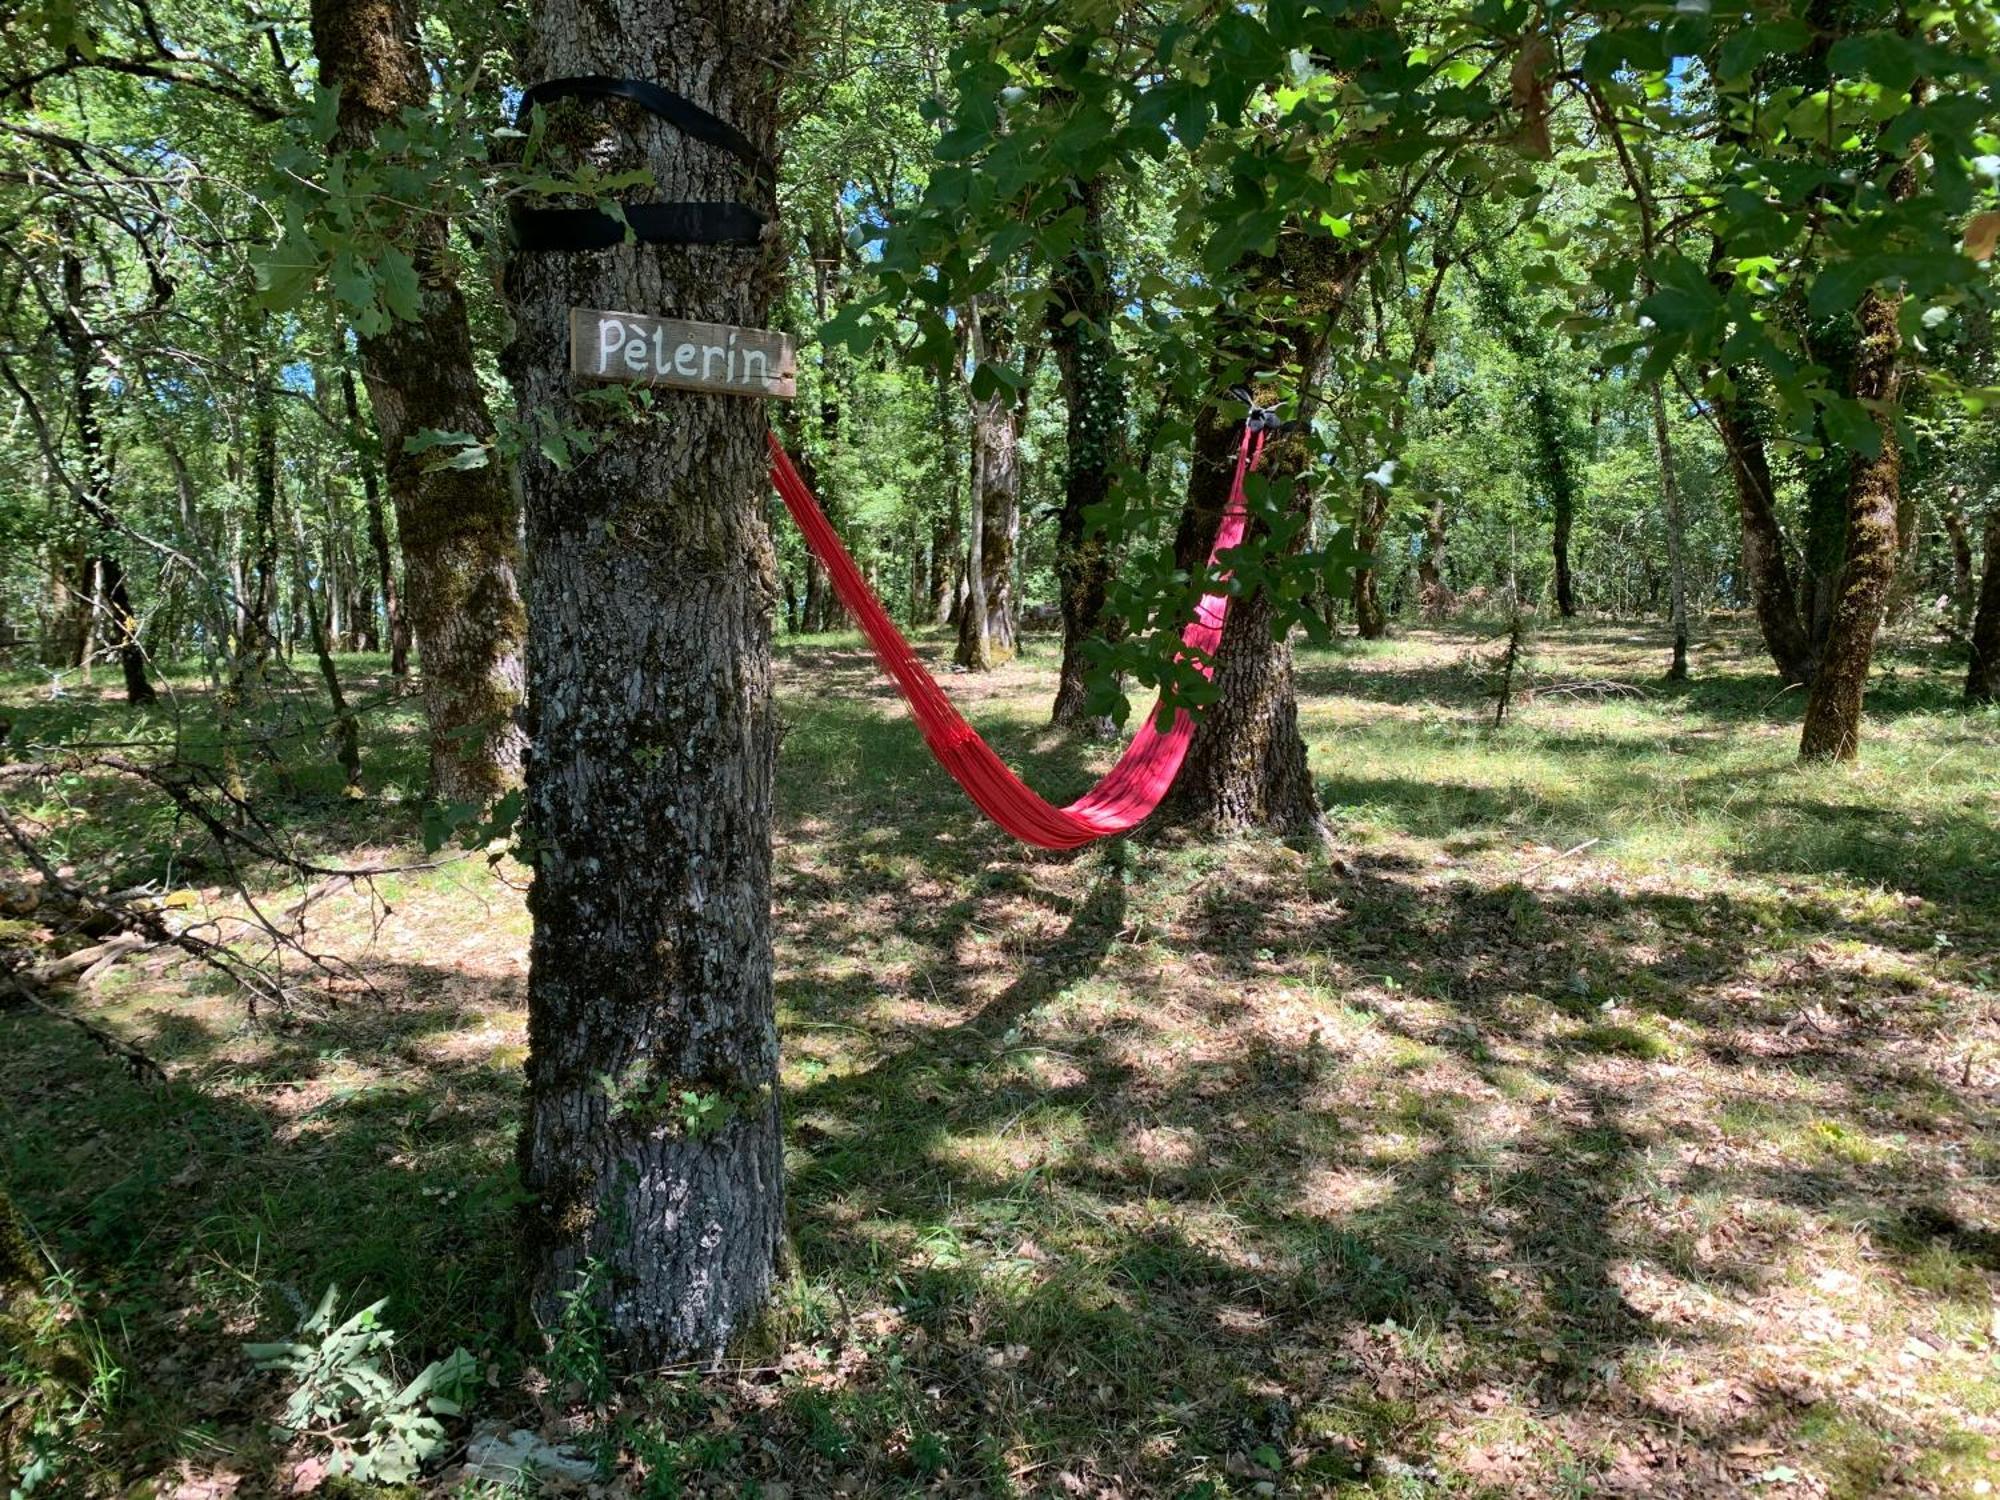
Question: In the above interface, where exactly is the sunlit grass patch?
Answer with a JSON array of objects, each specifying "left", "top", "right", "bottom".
[
  {"left": 1570, "top": 1016, "right": 1683, "bottom": 1061},
  {"left": 3, "top": 621, "right": 1998, "bottom": 1496}
]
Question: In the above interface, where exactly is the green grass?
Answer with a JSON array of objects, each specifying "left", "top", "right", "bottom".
[{"left": 3, "top": 616, "right": 1998, "bottom": 1496}]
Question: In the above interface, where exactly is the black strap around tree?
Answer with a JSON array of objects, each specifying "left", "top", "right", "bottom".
[{"left": 511, "top": 75, "right": 772, "bottom": 251}]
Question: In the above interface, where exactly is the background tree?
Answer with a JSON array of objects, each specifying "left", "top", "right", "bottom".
[{"left": 308, "top": 0, "right": 529, "bottom": 806}]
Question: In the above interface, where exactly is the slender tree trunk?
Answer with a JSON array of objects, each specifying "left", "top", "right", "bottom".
[
  {"left": 1650, "top": 382, "right": 1690, "bottom": 680},
  {"left": 1943, "top": 503, "right": 1976, "bottom": 636},
  {"left": 310, "top": 0, "right": 527, "bottom": 806},
  {"left": 1415, "top": 495, "right": 1452, "bottom": 617},
  {"left": 43, "top": 542, "right": 90, "bottom": 670},
  {"left": 502, "top": 0, "right": 791, "bottom": 1364},
  {"left": 298, "top": 486, "right": 364, "bottom": 792},
  {"left": 928, "top": 513, "right": 954, "bottom": 625},
  {"left": 932, "top": 359, "right": 962, "bottom": 627},
  {"left": 955, "top": 395, "right": 992, "bottom": 671},
  {"left": 1551, "top": 476, "right": 1578, "bottom": 618},
  {"left": 341, "top": 368, "right": 411, "bottom": 676},
  {"left": 1800, "top": 288, "right": 1905, "bottom": 761},
  {"left": 1352, "top": 482, "right": 1389, "bottom": 638},
  {"left": 55, "top": 248, "right": 155, "bottom": 705},
  {"left": 801, "top": 539, "right": 827, "bottom": 633},
  {"left": 955, "top": 302, "right": 1024, "bottom": 667},
  {"left": 1967, "top": 508, "right": 2000, "bottom": 705},
  {"left": 1047, "top": 174, "right": 1124, "bottom": 728},
  {"left": 1714, "top": 382, "right": 1815, "bottom": 684},
  {"left": 248, "top": 384, "right": 281, "bottom": 659}
]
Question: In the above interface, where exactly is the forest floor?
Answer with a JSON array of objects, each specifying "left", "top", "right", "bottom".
[{"left": 2, "top": 617, "right": 1998, "bottom": 1499}]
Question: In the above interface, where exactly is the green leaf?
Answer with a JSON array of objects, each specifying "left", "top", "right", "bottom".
[
  {"left": 375, "top": 247, "right": 423, "bottom": 323},
  {"left": 254, "top": 228, "right": 322, "bottom": 311},
  {"left": 1820, "top": 397, "right": 1882, "bottom": 458}
]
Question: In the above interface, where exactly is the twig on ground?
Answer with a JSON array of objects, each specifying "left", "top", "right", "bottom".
[
  {"left": 1518, "top": 838, "right": 1601, "bottom": 878},
  {"left": 0, "top": 965, "right": 166, "bottom": 1081}
]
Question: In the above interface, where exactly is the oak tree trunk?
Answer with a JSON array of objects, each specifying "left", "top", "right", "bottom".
[
  {"left": 954, "top": 411, "right": 992, "bottom": 670},
  {"left": 1415, "top": 495, "right": 1452, "bottom": 618},
  {"left": 1046, "top": 174, "right": 1124, "bottom": 728},
  {"left": 340, "top": 368, "right": 411, "bottom": 676},
  {"left": 957, "top": 389, "right": 1020, "bottom": 664},
  {"left": 1352, "top": 483, "right": 1389, "bottom": 639},
  {"left": 1649, "top": 382, "right": 1690, "bottom": 680},
  {"left": 1714, "top": 380, "right": 1815, "bottom": 685},
  {"left": 1551, "top": 483, "right": 1578, "bottom": 619},
  {"left": 1162, "top": 401, "right": 1324, "bottom": 840},
  {"left": 1967, "top": 509, "right": 2000, "bottom": 706},
  {"left": 1800, "top": 288, "right": 1904, "bottom": 761},
  {"left": 1942, "top": 504, "right": 1975, "bottom": 637},
  {"left": 501, "top": 0, "right": 792, "bottom": 1365},
  {"left": 310, "top": 0, "right": 527, "bottom": 806},
  {"left": 56, "top": 247, "right": 155, "bottom": 705},
  {"left": 955, "top": 303, "right": 1022, "bottom": 667}
]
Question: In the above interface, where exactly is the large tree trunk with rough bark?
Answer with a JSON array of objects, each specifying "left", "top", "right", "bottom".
[
  {"left": 1047, "top": 175, "right": 1124, "bottom": 727},
  {"left": 501, "top": 0, "right": 791, "bottom": 1365},
  {"left": 1161, "top": 398, "right": 1325, "bottom": 840},
  {"left": 310, "top": 0, "right": 527, "bottom": 806},
  {"left": 1799, "top": 288, "right": 1904, "bottom": 761},
  {"left": 1714, "top": 380, "right": 1815, "bottom": 685},
  {"left": 1967, "top": 509, "right": 2000, "bottom": 706}
]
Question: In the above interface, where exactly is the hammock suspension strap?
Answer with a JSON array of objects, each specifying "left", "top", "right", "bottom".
[{"left": 510, "top": 76, "right": 772, "bottom": 251}]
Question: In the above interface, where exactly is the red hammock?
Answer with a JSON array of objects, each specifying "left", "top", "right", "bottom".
[{"left": 766, "top": 424, "right": 1265, "bottom": 850}]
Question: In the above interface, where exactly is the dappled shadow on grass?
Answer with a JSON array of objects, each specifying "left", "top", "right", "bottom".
[
  {"left": 763, "top": 828, "right": 1998, "bottom": 1493},
  {"left": 4, "top": 626, "right": 1997, "bottom": 1497},
  {"left": 1295, "top": 620, "right": 1979, "bottom": 728},
  {"left": 1320, "top": 754, "right": 2000, "bottom": 922}
]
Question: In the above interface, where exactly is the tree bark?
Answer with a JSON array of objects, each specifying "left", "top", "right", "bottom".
[
  {"left": 1415, "top": 494, "right": 1452, "bottom": 618},
  {"left": 299, "top": 484, "right": 365, "bottom": 792},
  {"left": 954, "top": 397, "right": 992, "bottom": 670},
  {"left": 955, "top": 301, "right": 1023, "bottom": 667},
  {"left": 1046, "top": 174, "right": 1124, "bottom": 727},
  {"left": 1967, "top": 508, "right": 2000, "bottom": 706},
  {"left": 246, "top": 382, "right": 280, "bottom": 661},
  {"left": 340, "top": 368, "right": 411, "bottom": 676},
  {"left": 501, "top": 0, "right": 791, "bottom": 1365},
  {"left": 1352, "top": 483, "right": 1389, "bottom": 638},
  {"left": 1548, "top": 410, "right": 1578, "bottom": 618},
  {"left": 310, "top": 0, "right": 527, "bottom": 806},
  {"left": 1799, "top": 287, "right": 1905, "bottom": 761},
  {"left": 56, "top": 247, "right": 155, "bottom": 705},
  {"left": 1162, "top": 405, "right": 1324, "bottom": 839},
  {"left": 1649, "top": 381, "right": 1690, "bottom": 680},
  {"left": 1714, "top": 380, "right": 1815, "bottom": 685},
  {"left": 1943, "top": 503, "right": 1975, "bottom": 637}
]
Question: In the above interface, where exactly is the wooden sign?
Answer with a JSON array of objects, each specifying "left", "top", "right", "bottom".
[{"left": 570, "top": 308, "right": 796, "bottom": 399}]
